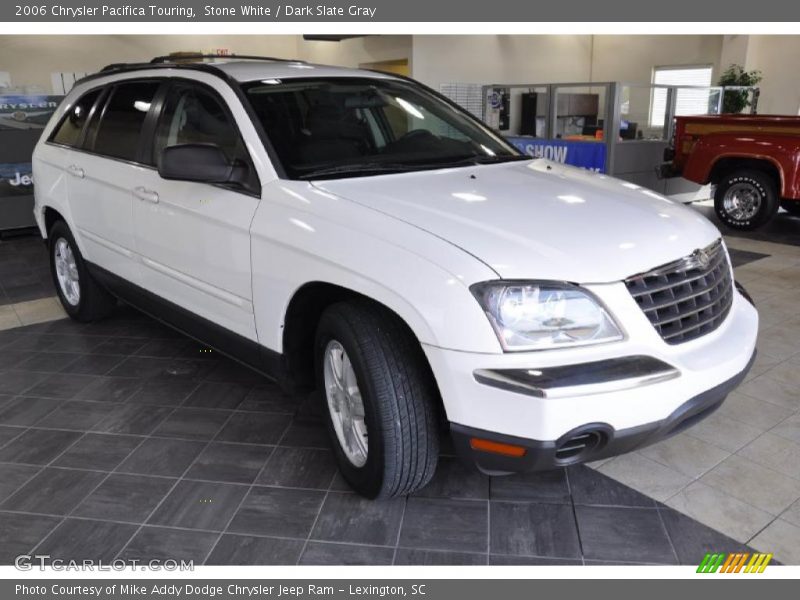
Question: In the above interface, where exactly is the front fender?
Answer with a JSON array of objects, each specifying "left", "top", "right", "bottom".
[{"left": 251, "top": 181, "right": 503, "bottom": 354}]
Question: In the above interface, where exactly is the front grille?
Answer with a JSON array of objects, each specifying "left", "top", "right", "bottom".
[{"left": 625, "top": 239, "right": 733, "bottom": 344}]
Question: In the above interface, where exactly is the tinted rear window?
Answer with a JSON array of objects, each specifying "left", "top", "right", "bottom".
[
  {"left": 51, "top": 88, "right": 102, "bottom": 147},
  {"left": 92, "top": 81, "right": 160, "bottom": 161}
]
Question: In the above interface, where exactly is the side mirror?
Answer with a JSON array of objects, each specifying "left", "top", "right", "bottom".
[{"left": 158, "top": 143, "right": 246, "bottom": 184}]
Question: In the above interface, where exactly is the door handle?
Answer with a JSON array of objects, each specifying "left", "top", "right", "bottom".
[
  {"left": 133, "top": 186, "right": 159, "bottom": 204},
  {"left": 67, "top": 164, "right": 85, "bottom": 178}
]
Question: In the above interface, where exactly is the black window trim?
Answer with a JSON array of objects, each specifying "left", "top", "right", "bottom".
[
  {"left": 45, "top": 74, "right": 262, "bottom": 198},
  {"left": 145, "top": 77, "right": 261, "bottom": 197},
  {"left": 46, "top": 85, "right": 108, "bottom": 150}
]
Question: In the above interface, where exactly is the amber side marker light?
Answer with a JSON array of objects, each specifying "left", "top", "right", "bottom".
[{"left": 470, "top": 438, "right": 527, "bottom": 457}]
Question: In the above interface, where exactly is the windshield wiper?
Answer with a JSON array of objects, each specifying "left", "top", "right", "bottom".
[{"left": 297, "top": 162, "right": 419, "bottom": 180}]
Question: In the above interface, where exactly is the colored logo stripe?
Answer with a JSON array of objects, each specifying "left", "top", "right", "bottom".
[{"left": 697, "top": 552, "right": 772, "bottom": 573}]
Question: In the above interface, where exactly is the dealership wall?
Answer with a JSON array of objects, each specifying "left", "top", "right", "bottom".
[{"left": 1, "top": 34, "right": 798, "bottom": 116}]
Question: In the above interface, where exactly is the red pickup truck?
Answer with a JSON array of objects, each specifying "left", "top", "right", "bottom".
[{"left": 664, "top": 114, "right": 800, "bottom": 229}]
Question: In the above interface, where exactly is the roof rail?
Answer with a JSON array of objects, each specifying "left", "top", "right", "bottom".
[{"left": 149, "top": 53, "right": 306, "bottom": 64}]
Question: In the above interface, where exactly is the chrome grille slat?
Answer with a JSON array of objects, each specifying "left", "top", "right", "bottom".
[{"left": 624, "top": 239, "right": 734, "bottom": 345}]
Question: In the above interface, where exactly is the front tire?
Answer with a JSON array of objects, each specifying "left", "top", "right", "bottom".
[
  {"left": 780, "top": 200, "right": 800, "bottom": 217},
  {"left": 714, "top": 169, "right": 778, "bottom": 230},
  {"left": 48, "top": 220, "right": 116, "bottom": 322},
  {"left": 315, "top": 300, "right": 439, "bottom": 499}
]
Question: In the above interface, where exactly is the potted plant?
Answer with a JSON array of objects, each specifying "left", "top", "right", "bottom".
[{"left": 718, "top": 64, "right": 762, "bottom": 114}]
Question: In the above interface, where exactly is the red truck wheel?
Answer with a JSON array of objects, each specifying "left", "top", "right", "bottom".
[{"left": 714, "top": 170, "right": 778, "bottom": 230}]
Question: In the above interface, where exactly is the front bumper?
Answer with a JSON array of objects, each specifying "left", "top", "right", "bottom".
[
  {"left": 423, "top": 282, "right": 759, "bottom": 472},
  {"left": 450, "top": 349, "right": 755, "bottom": 474}
]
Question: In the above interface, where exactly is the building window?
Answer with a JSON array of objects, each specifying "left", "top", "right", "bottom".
[{"left": 650, "top": 65, "right": 714, "bottom": 127}]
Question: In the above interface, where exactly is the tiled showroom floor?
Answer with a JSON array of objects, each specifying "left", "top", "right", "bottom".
[{"left": 0, "top": 208, "right": 798, "bottom": 566}]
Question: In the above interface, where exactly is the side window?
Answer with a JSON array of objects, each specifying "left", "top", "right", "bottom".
[
  {"left": 50, "top": 88, "right": 102, "bottom": 147},
  {"left": 92, "top": 81, "right": 160, "bottom": 162},
  {"left": 153, "top": 83, "right": 247, "bottom": 166}
]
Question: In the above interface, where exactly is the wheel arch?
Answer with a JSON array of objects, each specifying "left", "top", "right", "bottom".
[
  {"left": 707, "top": 155, "right": 784, "bottom": 195},
  {"left": 280, "top": 281, "right": 446, "bottom": 419}
]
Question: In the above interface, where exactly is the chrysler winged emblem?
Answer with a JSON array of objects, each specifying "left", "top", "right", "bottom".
[{"left": 690, "top": 248, "right": 711, "bottom": 269}]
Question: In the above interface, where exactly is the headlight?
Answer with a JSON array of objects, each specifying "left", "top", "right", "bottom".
[{"left": 471, "top": 281, "right": 624, "bottom": 351}]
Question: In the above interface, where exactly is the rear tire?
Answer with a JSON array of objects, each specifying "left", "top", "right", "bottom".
[
  {"left": 48, "top": 220, "right": 116, "bottom": 322},
  {"left": 780, "top": 200, "right": 800, "bottom": 217},
  {"left": 314, "top": 300, "right": 439, "bottom": 499},
  {"left": 713, "top": 169, "right": 778, "bottom": 230}
]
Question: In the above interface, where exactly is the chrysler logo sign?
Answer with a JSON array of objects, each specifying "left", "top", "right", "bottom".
[{"left": 689, "top": 248, "right": 712, "bottom": 270}]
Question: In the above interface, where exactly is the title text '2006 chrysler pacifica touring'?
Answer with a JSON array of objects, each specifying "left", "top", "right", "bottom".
[{"left": 32, "top": 55, "right": 758, "bottom": 498}]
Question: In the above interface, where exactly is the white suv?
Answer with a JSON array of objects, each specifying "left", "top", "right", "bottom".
[{"left": 33, "top": 56, "right": 758, "bottom": 498}]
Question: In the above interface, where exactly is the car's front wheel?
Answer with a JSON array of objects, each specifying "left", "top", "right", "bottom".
[
  {"left": 714, "top": 169, "right": 778, "bottom": 230},
  {"left": 48, "top": 220, "right": 116, "bottom": 322},
  {"left": 315, "top": 300, "right": 439, "bottom": 498}
]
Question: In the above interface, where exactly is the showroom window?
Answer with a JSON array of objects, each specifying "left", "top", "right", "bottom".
[
  {"left": 91, "top": 80, "right": 160, "bottom": 162},
  {"left": 50, "top": 88, "right": 102, "bottom": 147},
  {"left": 649, "top": 65, "right": 713, "bottom": 127}
]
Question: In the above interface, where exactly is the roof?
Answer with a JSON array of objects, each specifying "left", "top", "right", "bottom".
[{"left": 207, "top": 59, "right": 396, "bottom": 82}]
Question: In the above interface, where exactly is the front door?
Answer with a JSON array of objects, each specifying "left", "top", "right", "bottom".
[{"left": 132, "top": 80, "right": 261, "bottom": 341}]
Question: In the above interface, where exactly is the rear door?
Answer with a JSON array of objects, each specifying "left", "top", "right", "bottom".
[
  {"left": 132, "top": 79, "right": 261, "bottom": 341},
  {"left": 67, "top": 79, "right": 163, "bottom": 284}
]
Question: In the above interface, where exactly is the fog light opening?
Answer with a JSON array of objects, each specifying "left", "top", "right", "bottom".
[{"left": 554, "top": 430, "right": 605, "bottom": 463}]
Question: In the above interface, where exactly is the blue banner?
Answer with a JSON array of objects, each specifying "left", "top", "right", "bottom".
[
  {"left": 505, "top": 136, "right": 606, "bottom": 173},
  {"left": 0, "top": 162, "right": 33, "bottom": 197}
]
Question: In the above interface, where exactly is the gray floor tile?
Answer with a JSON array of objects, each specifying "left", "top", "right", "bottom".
[
  {"left": 91, "top": 404, "right": 173, "bottom": 435},
  {"left": 228, "top": 487, "right": 325, "bottom": 539},
  {"left": 489, "top": 501, "right": 581, "bottom": 558},
  {"left": 186, "top": 442, "right": 273, "bottom": 484},
  {"left": 395, "top": 548, "right": 487, "bottom": 565},
  {"left": 35, "top": 401, "right": 115, "bottom": 431},
  {"left": 568, "top": 465, "right": 656, "bottom": 508},
  {"left": 0, "top": 511, "right": 62, "bottom": 563},
  {"left": 92, "top": 338, "right": 148, "bottom": 356},
  {"left": 53, "top": 433, "right": 144, "bottom": 471},
  {"left": 658, "top": 507, "right": 750, "bottom": 565},
  {"left": 153, "top": 408, "right": 231, "bottom": 441},
  {"left": 490, "top": 469, "right": 570, "bottom": 503},
  {"left": 0, "top": 463, "right": 39, "bottom": 503},
  {"left": 148, "top": 480, "right": 249, "bottom": 531},
  {"left": 23, "top": 372, "right": 98, "bottom": 400},
  {"left": 575, "top": 506, "right": 677, "bottom": 564},
  {"left": 126, "top": 379, "right": 198, "bottom": 406},
  {"left": 399, "top": 497, "right": 488, "bottom": 553},
  {"left": 215, "top": 412, "right": 292, "bottom": 445},
  {"left": 0, "top": 424, "right": 23, "bottom": 448},
  {"left": 489, "top": 555, "right": 582, "bottom": 565},
  {"left": 0, "top": 428, "right": 82, "bottom": 465},
  {"left": 415, "top": 456, "right": 489, "bottom": 500},
  {"left": 118, "top": 526, "right": 219, "bottom": 564},
  {"left": 78, "top": 376, "right": 142, "bottom": 403},
  {"left": 0, "top": 370, "right": 48, "bottom": 395},
  {"left": 134, "top": 338, "right": 192, "bottom": 359},
  {"left": 36, "top": 518, "right": 138, "bottom": 561},
  {"left": 117, "top": 438, "right": 206, "bottom": 477},
  {"left": 300, "top": 542, "right": 394, "bottom": 565},
  {"left": 0, "top": 396, "right": 61, "bottom": 426},
  {"left": 278, "top": 420, "right": 331, "bottom": 449},
  {"left": 16, "top": 352, "right": 80, "bottom": 373},
  {"left": 257, "top": 447, "right": 336, "bottom": 489},
  {"left": 183, "top": 382, "right": 251, "bottom": 410},
  {"left": 311, "top": 492, "right": 405, "bottom": 546},
  {"left": 1, "top": 467, "right": 105, "bottom": 515},
  {"left": 73, "top": 474, "right": 176, "bottom": 523},
  {"left": 206, "top": 534, "right": 304, "bottom": 565},
  {"left": 239, "top": 385, "right": 298, "bottom": 413},
  {"left": 60, "top": 354, "right": 125, "bottom": 376},
  {"left": 203, "top": 361, "right": 264, "bottom": 385}
]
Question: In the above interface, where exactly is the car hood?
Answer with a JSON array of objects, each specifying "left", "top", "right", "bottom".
[{"left": 313, "top": 159, "right": 721, "bottom": 283}]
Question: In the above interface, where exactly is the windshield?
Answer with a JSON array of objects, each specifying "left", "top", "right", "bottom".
[{"left": 243, "top": 77, "right": 524, "bottom": 180}]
